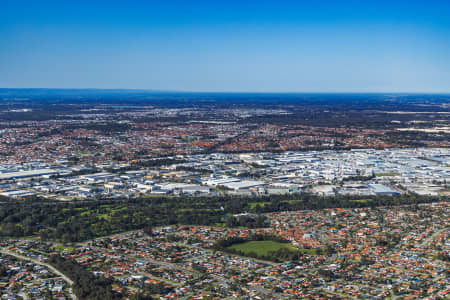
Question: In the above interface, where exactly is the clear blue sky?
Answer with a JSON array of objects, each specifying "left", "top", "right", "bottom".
[{"left": 1, "top": 0, "right": 450, "bottom": 92}]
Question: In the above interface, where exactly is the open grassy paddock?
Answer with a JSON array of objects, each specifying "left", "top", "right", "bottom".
[{"left": 227, "top": 240, "right": 296, "bottom": 256}]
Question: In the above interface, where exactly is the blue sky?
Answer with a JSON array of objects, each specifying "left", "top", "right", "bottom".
[{"left": 1, "top": 0, "right": 450, "bottom": 92}]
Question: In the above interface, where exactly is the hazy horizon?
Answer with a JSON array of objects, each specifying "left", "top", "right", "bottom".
[
  {"left": 2, "top": 88, "right": 450, "bottom": 99},
  {"left": 1, "top": 88, "right": 450, "bottom": 94}
]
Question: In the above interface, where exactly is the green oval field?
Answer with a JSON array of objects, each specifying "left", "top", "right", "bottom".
[{"left": 227, "top": 240, "right": 297, "bottom": 256}]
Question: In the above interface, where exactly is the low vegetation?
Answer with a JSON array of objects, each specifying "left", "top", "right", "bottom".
[{"left": 214, "top": 234, "right": 314, "bottom": 262}]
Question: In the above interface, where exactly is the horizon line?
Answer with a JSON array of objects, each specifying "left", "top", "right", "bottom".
[{"left": 1, "top": 88, "right": 450, "bottom": 95}]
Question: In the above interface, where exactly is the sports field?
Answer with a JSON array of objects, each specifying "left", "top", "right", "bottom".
[{"left": 227, "top": 240, "right": 296, "bottom": 256}]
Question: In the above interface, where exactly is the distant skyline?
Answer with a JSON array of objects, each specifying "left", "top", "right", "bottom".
[{"left": 1, "top": 0, "right": 450, "bottom": 93}]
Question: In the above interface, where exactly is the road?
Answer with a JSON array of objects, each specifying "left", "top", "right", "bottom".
[
  {"left": 418, "top": 227, "right": 448, "bottom": 248},
  {"left": 90, "top": 244, "right": 283, "bottom": 298},
  {"left": 0, "top": 248, "right": 77, "bottom": 300}
]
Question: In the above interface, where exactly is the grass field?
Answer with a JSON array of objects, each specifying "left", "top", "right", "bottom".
[
  {"left": 54, "top": 245, "right": 76, "bottom": 252},
  {"left": 227, "top": 240, "right": 297, "bottom": 256},
  {"left": 349, "top": 199, "right": 370, "bottom": 203},
  {"left": 249, "top": 201, "right": 271, "bottom": 209},
  {"left": 376, "top": 172, "right": 399, "bottom": 177},
  {"left": 227, "top": 240, "right": 319, "bottom": 258}
]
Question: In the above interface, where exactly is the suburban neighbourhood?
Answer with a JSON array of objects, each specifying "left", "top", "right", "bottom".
[{"left": 1, "top": 201, "right": 448, "bottom": 299}]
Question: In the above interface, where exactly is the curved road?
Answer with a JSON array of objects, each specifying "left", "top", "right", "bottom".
[{"left": 0, "top": 249, "right": 77, "bottom": 300}]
